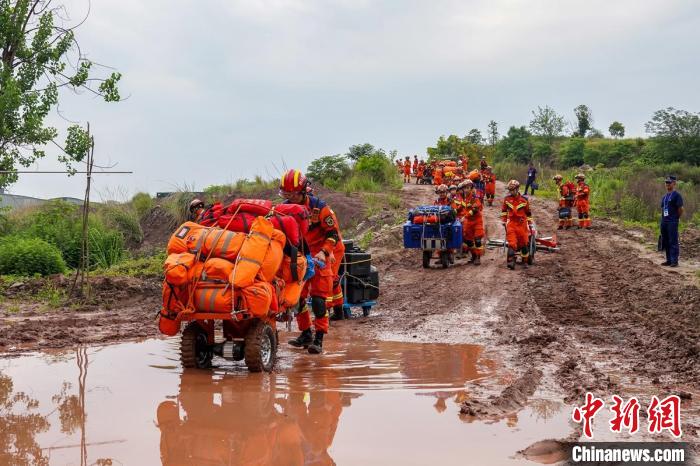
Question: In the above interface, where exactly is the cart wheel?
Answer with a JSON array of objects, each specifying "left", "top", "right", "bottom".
[
  {"left": 439, "top": 251, "right": 449, "bottom": 268},
  {"left": 181, "top": 322, "right": 213, "bottom": 369},
  {"left": 362, "top": 306, "right": 371, "bottom": 317},
  {"left": 528, "top": 236, "right": 536, "bottom": 265},
  {"left": 422, "top": 250, "right": 432, "bottom": 268},
  {"left": 244, "top": 320, "right": 276, "bottom": 373}
]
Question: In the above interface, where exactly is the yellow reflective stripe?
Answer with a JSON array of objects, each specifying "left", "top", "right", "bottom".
[
  {"left": 294, "top": 170, "right": 300, "bottom": 187},
  {"left": 505, "top": 202, "right": 514, "bottom": 210},
  {"left": 516, "top": 203, "right": 527, "bottom": 210}
]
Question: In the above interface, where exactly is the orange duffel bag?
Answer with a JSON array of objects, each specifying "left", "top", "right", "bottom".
[
  {"left": 193, "top": 283, "right": 234, "bottom": 313},
  {"left": 164, "top": 252, "right": 197, "bottom": 286},
  {"left": 201, "top": 258, "right": 234, "bottom": 282},
  {"left": 279, "top": 280, "right": 303, "bottom": 309},
  {"left": 159, "top": 282, "right": 188, "bottom": 336},
  {"left": 201, "top": 228, "right": 244, "bottom": 262},
  {"left": 241, "top": 281, "right": 274, "bottom": 317},
  {"left": 259, "top": 229, "right": 285, "bottom": 282},
  {"left": 232, "top": 216, "right": 273, "bottom": 288},
  {"left": 278, "top": 251, "right": 307, "bottom": 284},
  {"left": 167, "top": 222, "right": 210, "bottom": 255}
]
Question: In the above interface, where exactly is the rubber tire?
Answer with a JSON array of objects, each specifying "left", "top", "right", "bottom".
[
  {"left": 362, "top": 306, "right": 371, "bottom": 317},
  {"left": 244, "top": 321, "right": 276, "bottom": 373},
  {"left": 439, "top": 251, "right": 449, "bottom": 269},
  {"left": 528, "top": 235, "right": 536, "bottom": 265},
  {"left": 181, "top": 322, "right": 213, "bottom": 369},
  {"left": 422, "top": 250, "right": 432, "bottom": 269}
]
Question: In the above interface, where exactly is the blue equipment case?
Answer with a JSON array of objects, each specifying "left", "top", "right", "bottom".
[{"left": 403, "top": 220, "right": 463, "bottom": 249}]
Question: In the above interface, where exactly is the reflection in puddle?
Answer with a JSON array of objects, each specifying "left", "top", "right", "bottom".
[{"left": 0, "top": 337, "right": 572, "bottom": 465}]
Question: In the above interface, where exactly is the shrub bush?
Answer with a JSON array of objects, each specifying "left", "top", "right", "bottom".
[
  {"left": 131, "top": 192, "right": 153, "bottom": 219},
  {"left": 0, "top": 237, "right": 67, "bottom": 276},
  {"left": 89, "top": 227, "right": 125, "bottom": 269}
]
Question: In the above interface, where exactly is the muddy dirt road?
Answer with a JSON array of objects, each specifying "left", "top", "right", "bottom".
[
  {"left": 1, "top": 181, "right": 699, "bottom": 461},
  {"left": 362, "top": 182, "right": 699, "bottom": 449}
]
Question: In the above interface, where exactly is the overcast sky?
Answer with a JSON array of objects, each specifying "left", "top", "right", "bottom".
[{"left": 8, "top": 0, "right": 700, "bottom": 200}]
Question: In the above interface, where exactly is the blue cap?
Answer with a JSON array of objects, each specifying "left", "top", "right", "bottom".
[{"left": 664, "top": 175, "right": 677, "bottom": 183}]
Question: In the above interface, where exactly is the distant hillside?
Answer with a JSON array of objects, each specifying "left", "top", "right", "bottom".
[{"left": 0, "top": 194, "right": 84, "bottom": 209}]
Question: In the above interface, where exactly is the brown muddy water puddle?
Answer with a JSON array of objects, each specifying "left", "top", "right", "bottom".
[{"left": 0, "top": 335, "right": 573, "bottom": 465}]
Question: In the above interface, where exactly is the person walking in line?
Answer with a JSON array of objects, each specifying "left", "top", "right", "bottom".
[
  {"left": 523, "top": 162, "right": 538, "bottom": 196},
  {"left": 660, "top": 175, "right": 684, "bottom": 267}
]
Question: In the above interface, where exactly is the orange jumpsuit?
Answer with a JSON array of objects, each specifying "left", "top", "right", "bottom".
[
  {"left": 455, "top": 192, "right": 484, "bottom": 256},
  {"left": 482, "top": 171, "right": 496, "bottom": 206},
  {"left": 501, "top": 194, "right": 532, "bottom": 259},
  {"left": 575, "top": 181, "right": 591, "bottom": 228},
  {"left": 403, "top": 160, "right": 411, "bottom": 183},
  {"left": 295, "top": 195, "right": 344, "bottom": 334},
  {"left": 460, "top": 157, "right": 468, "bottom": 173},
  {"left": 412, "top": 159, "right": 418, "bottom": 175},
  {"left": 433, "top": 167, "right": 443, "bottom": 186},
  {"left": 557, "top": 182, "right": 575, "bottom": 229},
  {"left": 416, "top": 163, "right": 425, "bottom": 183}
]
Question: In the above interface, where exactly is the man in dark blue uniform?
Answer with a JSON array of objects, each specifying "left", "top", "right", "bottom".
[
  {"left": 660, "top": 175, "right": 684, "bottom": 267},
  {"left": 524, "top": 162, "right": 538, "bottom": 196}
]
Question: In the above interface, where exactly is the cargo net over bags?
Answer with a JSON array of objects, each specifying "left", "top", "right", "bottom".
[{"left": 158, "top": 199, "right": 310, "bottom": 336}]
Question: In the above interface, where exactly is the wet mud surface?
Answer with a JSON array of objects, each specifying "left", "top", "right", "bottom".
[
  {"left": 1, "top": 181, "right": 699, "bottom": 462},
  {"left": 0, "top": 338, "right": 572, "bottom": 465}
]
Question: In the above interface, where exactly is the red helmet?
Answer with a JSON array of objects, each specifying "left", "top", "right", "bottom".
[{"left": 280, "top": 169, "right": 308, "bottom": 193}]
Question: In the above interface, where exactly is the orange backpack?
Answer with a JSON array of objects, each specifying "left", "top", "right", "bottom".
[
  {"left": 241, "top": 281, "right": 274, "bottom": 317},
  {"left": 164, "top": 253, "right": 197, "bottom": 286},
  {"left": 259, "top": 229, "right": 285, "bottom": 282}
]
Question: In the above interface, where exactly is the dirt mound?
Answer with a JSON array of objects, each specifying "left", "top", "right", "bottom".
[
  {"left": 460, "top": 368, "right": 543, "bottom": 417},
  {"left": 0, "top": 275, "right": 161, "bottom": 352},
  {"left": 139, "top": 207, "right": 177, "bottom": 253}
]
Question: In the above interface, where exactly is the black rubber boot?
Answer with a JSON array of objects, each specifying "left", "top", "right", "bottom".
[
  {"left": 472, "top": 254, "right": 481, "bottom": 266},
  {"left": 308, "top": 332, "right": 324, "bottom": 354},
  {"left": 288, "top": 329, "right": 313, "bottom": 348},
  {"left": 330, "top": 305, "right": 344, "bottom": 321},
  {"left": 507, "top": 248, "right": 516, "bottom": 270}
]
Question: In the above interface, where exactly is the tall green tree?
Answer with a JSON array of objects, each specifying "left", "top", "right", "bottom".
[
  {"left": 645, "top": 107, "right": 700, "bottom": 164},
  {"left": 427, "top": 134, "right": 468, "bottom": 160},
  {"left": 496, "top": 126, "right": 532, "bottom": 163},
  {"left": 346, "top": 143, "right": 375, "bottom": 161},
  {"left": 573, "top": 105, "right": 593, "bottom": 138},
  {"left": 0, "top": 0, "right": 122, "bottom": 190},
  {"left": 608, "top": 121, "right": 625, "bottom": 138},
  {"left": 465, "top": 128, "right": 483, "bottom": 145},
  {"left": 306, "top": 154, "right": 350, "bottom": 186},
  {"left": 487, "top": 120, "right": 499, "bottom": 146},
  {"left": 529, "top": 105, "right": 566, "bottom": 143}
]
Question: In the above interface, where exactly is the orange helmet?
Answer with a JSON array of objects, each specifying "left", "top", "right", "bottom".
[
  {"left": 575, "top": 173, "right": 585, "bottom": 180},
  {"left": 468, "top": 169, "right": 481, "bottom": 182},
  {"left": 507, "top": 179, "right": 520, "bottom": 191},
  {"left": 553, "top": 174, "right": 563, "bottom": 182},
  {"left": 280, "top": 169, "right": 308, "bottom": 193}
]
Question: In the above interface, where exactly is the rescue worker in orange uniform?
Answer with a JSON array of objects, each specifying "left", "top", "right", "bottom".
[
  {"left": 433, "top": 163, "right": 444, "bottom": 186},
  {"left": 482, "top": 166, "right": 497, "bottom": 206},
  {"left": 403, "top": 157, "right": 412, "bottom": 183},
  {"left": 501, "top": 180, "right": 533, "bottom": 270},
  {"left": 480, "top": 156, "right": 488, "bottom": 171},
  {"left": 396, "top": 158, "right": 403, "bottom": 173},
  {"left": 553, "top": 174, "right": 575, "bottom": 229},
  {"left": 448, "top": 184, "right": 458, "bottom": 202},
  {"left": 188, "top": 198, "right": 205, "bottom": 222},
  {"left": 574, "top": 173, "right": 591, "bottom": 229},
  {"left": 412, "top": 155, "right": 419, "bottom": 175},
  {"left": 434, "top": 184, "right": 450, "bottom": 206},
  {"left": 281, "top": 169, "right": 345, "bottom": 354},
  {"left": 460, "top": 156, "right": 469, "bottom": 173},
  {"left": 416, "top": 160, "right": 425, "bottom": 184},
  {"left": 456, "top": 180, "right": 484, "bottom": 265}
]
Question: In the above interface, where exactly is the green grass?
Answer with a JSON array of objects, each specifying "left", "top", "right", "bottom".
[
  {"left": 37, "top": 282, "right": 66, "bottom": 308},
  {"left": 358, "top": 230, "right": 373, "bottom": 250},
  {"left": 101, "top": 251, "right": 165, "bottom": 278}
]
